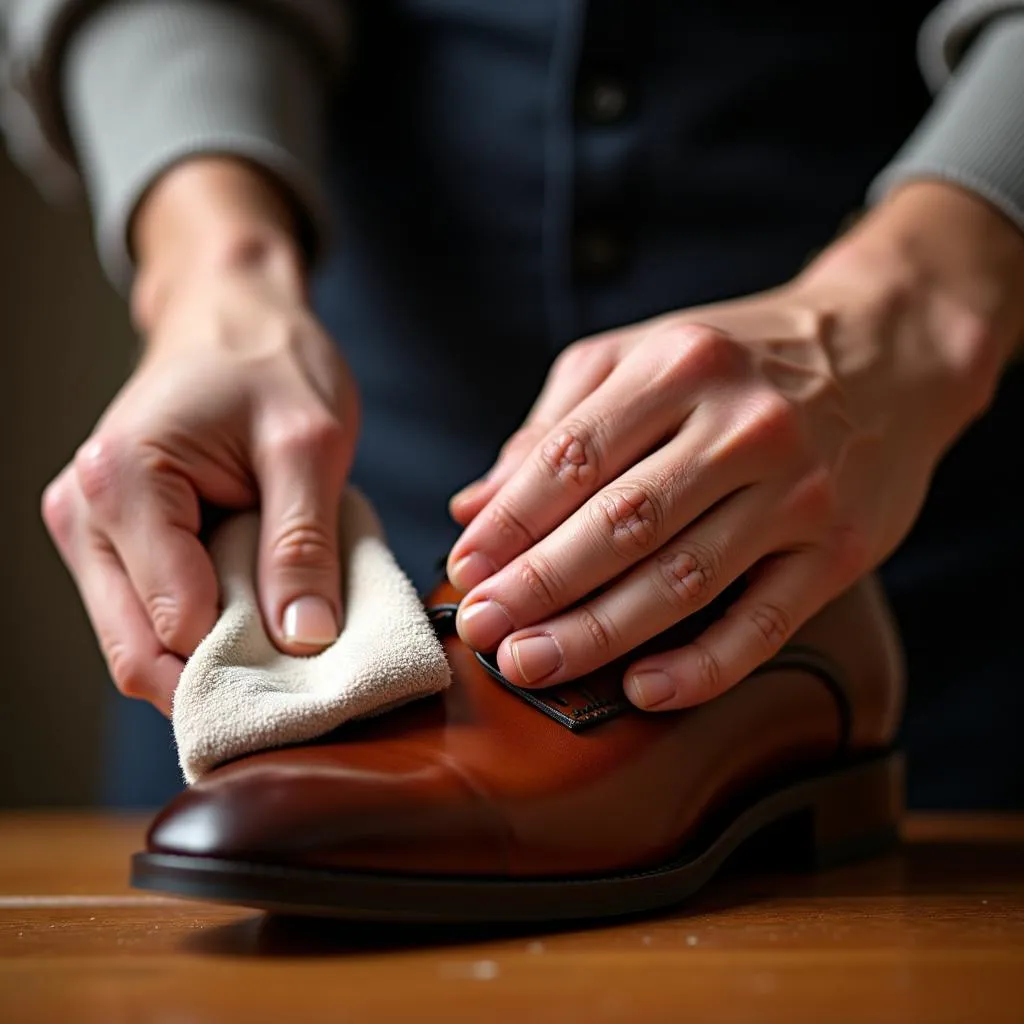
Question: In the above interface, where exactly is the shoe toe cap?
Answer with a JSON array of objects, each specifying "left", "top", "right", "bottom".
[{"left": 147, "top": 741, "right": 509, "bottom": 875}]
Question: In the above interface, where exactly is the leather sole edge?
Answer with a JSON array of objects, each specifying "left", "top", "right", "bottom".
[{"left": 129, "top": 750, "right": 903, "bottom": 924}]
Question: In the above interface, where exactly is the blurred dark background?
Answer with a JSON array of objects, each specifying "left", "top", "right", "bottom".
[{"left": 0, "top": 145, "right": 131, "bottom": 806}]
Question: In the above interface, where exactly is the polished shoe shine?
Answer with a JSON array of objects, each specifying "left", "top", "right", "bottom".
[{"left": 132, "top": 574, "right": 905, "bottom": 923}]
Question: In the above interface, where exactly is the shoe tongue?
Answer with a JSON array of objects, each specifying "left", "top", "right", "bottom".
[{"left": 477, "top": 646, "right": 631, "bottom": 731}]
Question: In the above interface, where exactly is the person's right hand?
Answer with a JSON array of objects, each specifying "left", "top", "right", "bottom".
[{"left": 41, "top": 158, "right": 358, "bottom": 716}]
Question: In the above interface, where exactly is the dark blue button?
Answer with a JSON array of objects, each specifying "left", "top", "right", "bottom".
[
  {"left": 577, "top": 73, "right": 631, "bottom": 125},
  {"left": 573, "top": 222, "right": 628, "bottom": 281}
]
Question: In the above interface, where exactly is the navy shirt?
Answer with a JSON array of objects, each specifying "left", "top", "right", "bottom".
[{"left": 106, "top": 0, "right": 1024, "bottom": 809}]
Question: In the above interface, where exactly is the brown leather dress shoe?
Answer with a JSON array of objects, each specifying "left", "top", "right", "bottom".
[{"left": 131, "top": 574, "right": 904, "bottom": 923}]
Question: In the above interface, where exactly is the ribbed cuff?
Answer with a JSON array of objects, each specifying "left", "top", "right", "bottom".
[
  {"left": 917, "top": 0, "right": 1024, "bottom": 89},
  {"left": 869, "top": 15, "right": 1024, "bottom": 233},
  {"left": 61, "top": 0, "right": 335, "bottom": 291}
]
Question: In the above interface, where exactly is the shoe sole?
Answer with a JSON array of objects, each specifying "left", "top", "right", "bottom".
[{"left": 130, "top": 750, "right": 902, "bottom": 924}]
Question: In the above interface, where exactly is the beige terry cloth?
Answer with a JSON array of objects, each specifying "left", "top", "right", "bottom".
[{"left": 172, "top": 488, "right": 451, "bottom": 784}]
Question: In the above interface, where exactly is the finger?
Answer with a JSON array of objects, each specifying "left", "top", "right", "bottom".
[
  {"left": 447, "top": 327, "right": 728, "bottom": 591},
  {"left": 449, "top": 339, "right": 621, "bottom": 528},
  {"left": 42, "top": 476, "right": 183, "bottom": 714},
  {"left": 80, "top": 539, "right": 186, "bottom": 716},
  {"left": 456, "top": 367, "right": 788, "bottom": 653},
  {"left": 254, "top": 412, "right": 352, "bottom": 653},
  {"left": 490, "top": 483, "right": 782, "bottom": 685},
  {"left": 74, "top": 438, "right": 220, "bottom": 659},
  {"left": 447, "top": 325, "right": 745, "bottom": 592},
  {"left": 623, "top": 548, "right": 835, "bottom": 711}
]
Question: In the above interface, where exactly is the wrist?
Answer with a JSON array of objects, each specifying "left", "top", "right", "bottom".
[
  {"left": 131, "top": 157, "right": 307, "bottom": 331},
  {"left": 804, "top": 181, "right": 1024, "bottom": 430}
]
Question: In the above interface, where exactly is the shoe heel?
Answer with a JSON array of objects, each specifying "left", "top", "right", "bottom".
[{"left": 744, "top": 752, "right": 905, "bottom": 872}]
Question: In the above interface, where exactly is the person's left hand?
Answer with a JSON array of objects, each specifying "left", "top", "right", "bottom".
[{"left": 445, "top": 182, "right": 1023, "bottom": 711}]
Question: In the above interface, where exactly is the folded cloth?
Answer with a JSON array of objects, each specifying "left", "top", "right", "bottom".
[{"left": 172, "top": 488, "right": 452, "bottom": 783}]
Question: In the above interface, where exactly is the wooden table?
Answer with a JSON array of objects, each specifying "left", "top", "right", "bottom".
[{"left": 1, "top": 813, "right": 1022, "bottom": 1023}]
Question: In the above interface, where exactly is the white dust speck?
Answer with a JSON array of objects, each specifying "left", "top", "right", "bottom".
[
  {"left": 526, "top": 941, "right": 545, "bottom": 954},
  {"left": 440, "top": 960, "right": 501, "bottom": 981},
  {"left": 686, "top": 935, "right": 699, "bottom": 946}
]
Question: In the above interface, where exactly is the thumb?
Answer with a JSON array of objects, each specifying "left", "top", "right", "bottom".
[{"left": 255, "top": 415, "right": 350, "bottom": 654}]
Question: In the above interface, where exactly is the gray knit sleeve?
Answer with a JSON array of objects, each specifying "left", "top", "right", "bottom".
[
  {"left": 1, "top": 0, "right": 348, "bottom": 289},
  {"left": 869, "top": 8, "right": 1024, "bottom": 231}
]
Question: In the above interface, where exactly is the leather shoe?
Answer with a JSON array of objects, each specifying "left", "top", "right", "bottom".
[{"left": 131, "top": 573, "right": 904, "bottom": 923}]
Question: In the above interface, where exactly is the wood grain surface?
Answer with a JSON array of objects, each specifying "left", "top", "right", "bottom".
[{"left": 1, "top": 813, "right": 1022, "bottom": 1022}]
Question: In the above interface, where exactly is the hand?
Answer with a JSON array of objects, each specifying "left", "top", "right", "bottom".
[
  {"left": 41, "top": 159, "right": 359, "bottom": 715},
  {"left": 447, "top": 182, "right": 1024, "bottom": 711}
]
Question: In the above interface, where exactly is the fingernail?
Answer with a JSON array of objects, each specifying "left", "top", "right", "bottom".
[
  {"left": 626, "top": 670, "right": 675, "bottom": 709},
  {"left": 458, "top": 599, "right": 512, "bottom": 651},
  {"left": 509, "top": 634, "right": 563, "bottom": 685},
  {"left": 282, "top": 596, "right": 338, "bottom": 647},
  {"left": 449, "top": 551, "right": 497, "bottom": 591}
]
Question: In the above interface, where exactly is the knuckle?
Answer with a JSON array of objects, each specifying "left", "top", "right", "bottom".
[
  {"left": 552, "top": 341, "right": 588, "bottom": 374},
  {"left": 575, "top": 604, "right": 617, "bottom": 656},
  {"left": 655, "top": 323, "right": 746, "bottom": 383},
  {"left": 516, "top": 555, "right": 562, "bottom": 611},
  {"left": 745, "top": 601, "right": 792, "bottom": 653},
  {"left": 74, "top": 436, "right": 126, "bottom": 507},
  {"left": 265, "top": 413, "right": 346, "bottom": 462},
  {"left": 270, "top": 520, "right": 336, "bottom": 570},
  {"left": 553, "top": 339, "right": 608, "bottom": 377},
  {"left": 102, "top": 639, "right": 149, "bottom": 700},
  {"left": 591, "top": 483, "right": 662, "bottom": 557},
  {"left": 539, "top": 422, "right": 601, "bottom": 488},
  {"left": 655, "top": 539, "right": 722, "bottom": 609},
  {"left": 690, "top": 641, "right": 724, "bottom": 700},
  {"left": 743, "top": 392, "right": 804, "bottom": 451},
  {"left": 146, "top": 592, "right": 184, "bottom": 648},
  {"left": 487, "top": 499, "right": 535, "bottom": 547},
  {"left": 41, "top": 475, "right": 76, "bottom": 547}
]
